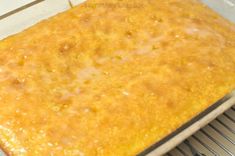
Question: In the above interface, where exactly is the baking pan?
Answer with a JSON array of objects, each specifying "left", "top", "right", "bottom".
[{"left": 0, "top": 0, "right": 235, "bottom": 155}]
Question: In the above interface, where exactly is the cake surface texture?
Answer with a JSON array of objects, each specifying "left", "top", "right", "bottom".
[{"left": 0, "top": 0, "right": 235, "bottom": 155}]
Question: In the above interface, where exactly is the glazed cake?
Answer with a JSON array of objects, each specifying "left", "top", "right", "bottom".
[{"left": 0, "top": 0, "right": 235, "bottom": 155}]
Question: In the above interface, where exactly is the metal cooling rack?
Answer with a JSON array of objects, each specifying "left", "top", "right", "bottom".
[{"left": 167, "top": 106, "right": 235, "bottom": 156}]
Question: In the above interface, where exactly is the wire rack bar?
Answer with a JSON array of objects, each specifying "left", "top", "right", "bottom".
[
  {"left": 176, "top": 146, "right": 188, "bottom": 156},
  {"left": 223, "top": 113, "right": 235, "bottom": 123},
  {"left": 215, "top": 118, "right": 235, "bottom": 134},
  {"left": 191, "top": 135, "right": 219, "bottom": 156}
]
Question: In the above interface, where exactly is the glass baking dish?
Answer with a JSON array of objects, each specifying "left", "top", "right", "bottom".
[{"left": 0, "top": 0, "right": 234, "bottom": 155}]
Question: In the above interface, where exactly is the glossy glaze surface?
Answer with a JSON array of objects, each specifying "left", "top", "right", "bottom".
[{"left": 0, "top": 0, "right": 235, "bottom": 155}]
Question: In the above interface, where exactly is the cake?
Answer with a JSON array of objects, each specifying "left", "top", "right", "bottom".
[{"left": 0, "top": 0, "right": 234, "bottom": 155}]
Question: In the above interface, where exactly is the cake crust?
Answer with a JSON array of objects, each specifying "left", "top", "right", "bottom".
[{"left": 0, "top": 0, "right": 235, "bottom": 155}]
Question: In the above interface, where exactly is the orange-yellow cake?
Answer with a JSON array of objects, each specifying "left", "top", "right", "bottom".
[{"left": 0, "top": 0, "right": 235, "bottom": 155}]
